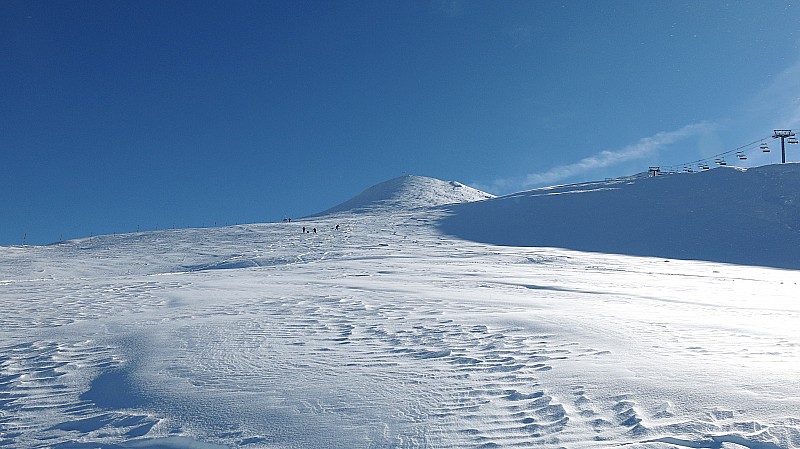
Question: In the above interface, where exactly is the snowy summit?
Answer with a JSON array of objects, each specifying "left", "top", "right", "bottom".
[{"left": 315, "top": 174, "right": 495, "bottom": 215}]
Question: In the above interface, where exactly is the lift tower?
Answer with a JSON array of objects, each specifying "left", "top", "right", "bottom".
[{"left": 773, "top": 130, "right": 796, "bottom": 164}]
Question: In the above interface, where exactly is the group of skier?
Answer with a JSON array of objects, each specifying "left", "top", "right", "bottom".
[{"left": 300, "top": 224, "right": 340, "bottom": 234}]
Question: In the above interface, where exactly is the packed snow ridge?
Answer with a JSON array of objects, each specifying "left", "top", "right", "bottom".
[
  {"left": 314, "top": 174, "right": 495, "bottom": 215},
  {"left": 440, "top": 163, "right": 800, "bottom": 270}
]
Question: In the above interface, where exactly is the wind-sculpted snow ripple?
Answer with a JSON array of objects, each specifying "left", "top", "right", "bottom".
[
  {"left": 0, "top": 277, "right": 183, "bottom": 447},
  {"left": 0, "top": 279, "right": 176, "bottom": 331},
  {"left": 138, "top": 280, "right": 626, "bottom": 449},
  {"left": 0, "top": 339, "right": 164, "bottom": 448}
]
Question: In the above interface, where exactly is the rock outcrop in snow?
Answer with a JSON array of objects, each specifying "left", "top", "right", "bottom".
[
  {"left": 440, "top": 163, "right": 800, "bottom": 269},
  {"left": 315, "top": 175, "right": 494, "bottom": 215}
]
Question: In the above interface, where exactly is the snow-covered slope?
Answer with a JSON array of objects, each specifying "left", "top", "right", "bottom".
[
  {"left": 441, "top": 163, "right": 800, "bottom": 269},
  {"left": 2, "top": 168, "right": 800, "bottom": 449},
  {"left": 314, "top": 174, "right": 494, "bottom": 215}
]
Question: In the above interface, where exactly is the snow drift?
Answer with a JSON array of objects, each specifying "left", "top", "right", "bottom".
[{"left": 440, "top": 163, "right": 800, "bottom": 269}]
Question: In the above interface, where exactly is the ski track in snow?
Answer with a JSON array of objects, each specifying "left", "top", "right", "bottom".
[{"left": 2, "top": 208, "right": 800, "bottom": 449}]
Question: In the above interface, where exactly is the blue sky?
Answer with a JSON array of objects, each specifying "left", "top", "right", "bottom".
[{"left": 2, "top": 0, "right": 799, "bottom": 245}]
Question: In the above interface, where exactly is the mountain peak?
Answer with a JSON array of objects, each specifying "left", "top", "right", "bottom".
[{"left": 316, "top": 175, "right": 494, "bottom": 215}]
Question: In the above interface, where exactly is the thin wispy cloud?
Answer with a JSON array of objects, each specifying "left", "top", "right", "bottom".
[
  {"left": 481, "top": 56, "right": 800, "bottom": 196},
  {"left": 766, "top": 59, "right": 800, "bottom": 127},
  {"left": 522, "top": 122, "right": 712, "bottom": 187},
  {"left": 747, "top": 55, "right": 800, "bottom": 128},
  {"left": 479, "top": 122, "right": 713, "bottom": 194}
]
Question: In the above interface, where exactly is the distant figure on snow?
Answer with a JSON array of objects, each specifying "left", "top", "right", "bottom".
[
  {"left": 335, "top": 224, "right": 339, "bottom": 230},
  {"left": 302, "top": 226, "right": 306, "bottom": 233},
  {"left": 313, "top": 228, "right": 317, "bottom": 234}
]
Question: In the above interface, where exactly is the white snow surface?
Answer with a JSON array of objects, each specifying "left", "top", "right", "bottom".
[{"left": 2, "top": 165, "right": 800, "bottom": 449}]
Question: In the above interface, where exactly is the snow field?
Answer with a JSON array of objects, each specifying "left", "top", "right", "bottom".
[{"left": 2, "top": 170, "right": 800, "bottom": 448}]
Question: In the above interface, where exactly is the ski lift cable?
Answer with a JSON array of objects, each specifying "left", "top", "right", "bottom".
[{"left": 657, "top": 136, "right": 774, "bottom": 173}]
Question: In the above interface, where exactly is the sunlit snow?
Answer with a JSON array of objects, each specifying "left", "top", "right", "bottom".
[{"left": 2, "top": 167, "right": 799, "bottom": 449}]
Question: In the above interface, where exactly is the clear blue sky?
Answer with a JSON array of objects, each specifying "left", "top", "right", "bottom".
[{"left": 2, "top": 0, "right": 799, "bottom": 245}]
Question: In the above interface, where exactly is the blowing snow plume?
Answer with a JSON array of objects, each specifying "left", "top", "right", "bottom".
[{"left": 441, "top": 163, "right": 800, "bottom": 269}]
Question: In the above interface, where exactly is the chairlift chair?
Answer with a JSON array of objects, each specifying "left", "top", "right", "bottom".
[
  {"left": 736, "top": 151, "right": 747, "bottom": 160},
  {"left": 760, "top": 143, "right": 770, "bottom": 152},
  {"left": 788, "top": 137, "right": 799, "bottom": 144}
]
